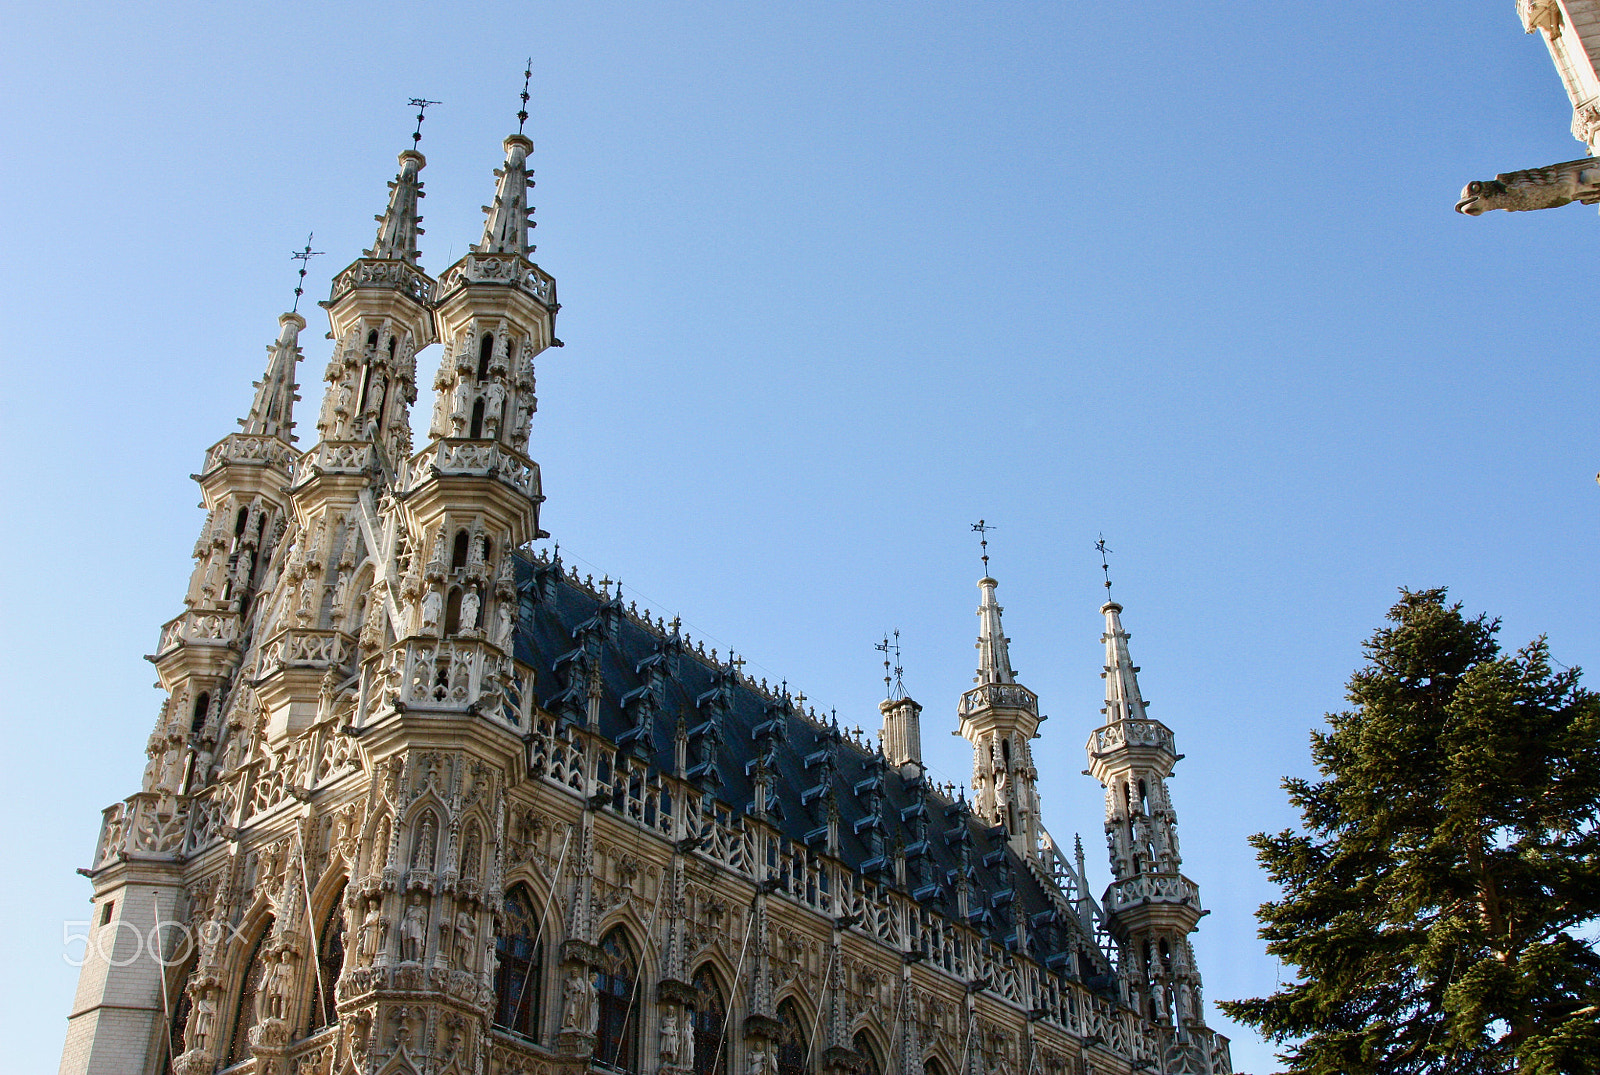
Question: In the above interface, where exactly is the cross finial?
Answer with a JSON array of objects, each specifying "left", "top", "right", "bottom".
[
  {"left": 972, "top": 519, "right": 996, "bottom": 574},
  {"left": 875, "top": 631, "right": 906, "bottom": 701},
  {"left": 289, "top": 233, "right": 324, "bottom": 314},
  {"left": 517, "top": 58, "right": 533, "bottom": 135},
  {"left": 1096, "top": 533, "right": 1113, "bottom": 597},
  {"left": 728, "top": 652, "right": 746, "bottom": 674},
  {"left": 598, "top": 575, "right": 613, "bottom": 598},
  {"left": 408, "top": 98, "right": 441, "bottom": 146}
]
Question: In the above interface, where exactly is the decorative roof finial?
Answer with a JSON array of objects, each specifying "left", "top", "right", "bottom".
[
  {"left": 289, "top": 234, "right": 324, "bottom": 314},
  {"left": 408, "top": 98, "right": 441, "bottom": 147},
  {"left": 1096, "top": 533, "right": 1113, "bottom": 599},
  {"left": 517, "top": 58, "right": 533, "bottom": 135},
  {"left": 972, "top": 519, "right": 996, "bottom": 576},
  {"left": 875, "top": 631, "right": 905, "bottom": 701}
]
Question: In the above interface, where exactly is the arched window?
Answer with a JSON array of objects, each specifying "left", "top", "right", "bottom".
[
  {"left": 478, "top": 333, "right": 494, "bottom": 380},
  {"left": 452, "top": 530, "right": 470, "bottom": 572},
  {"left": 775, "top": 999, "right": 809, "bottom": 1075},
  {"left": 305, "top": 888, "right": 347, "bottom": 1034},
  {"left": 923, "top": 1058, "right": 948, "bottom": 1075},
  {"left": 445, "top": 588, "right": 463, "bottom": 636},
  {"left": 366, "top": 329, "right": 379, "bottom": 350},
  {"left": 190, "top": 693, "right": 209, "bottom": 735},
  {"left": 470, "top": 398, "right": 486, "bottom": 439},
  {"left": 852, "top": 1031, "right": 883, "bottom": 1075},
  {"left": 234, "top": 506, "right": 249, "bottom": 539},
  {"left": 226, "top": 916, "right": 273, "bottom": 1067},
  {"left": 158, "top": 957, "right": 194, "bottom": 1075},
  {"left": 494, "top": 884, "right": 543, "bottom": 1038},
  {"left": 595, "top": 927, "right": 641, "bottom": 1072},
  {"left": 690, "top": 964, "right": 727, "bottom": 1075}
]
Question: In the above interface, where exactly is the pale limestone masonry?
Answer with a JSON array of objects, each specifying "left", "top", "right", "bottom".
[
  {"left": 1520, "top": 0, "right": 1600, "bottom": 148},
  {"left": 58, "top": 105, "right": 1230, "bottom": 1075}
]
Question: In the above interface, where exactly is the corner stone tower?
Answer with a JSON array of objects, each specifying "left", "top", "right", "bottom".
[{"left": 1086, "top": 599, "right": 1208, "bottom": 1051}]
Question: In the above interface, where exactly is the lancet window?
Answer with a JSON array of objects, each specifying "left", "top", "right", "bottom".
[
  {"left": 494, "top": 884, "right": 543, "bottom": 1038},
  {"left": 305, "top": 887, "right": 347, "bottom": 1034},
  {"left": 852, "top": 1031, "right": 883, "bottom": 1075},
  {"left": 690, "top": 963, "right": 727, "bottom": 1075},
  {"left": 775, "top": 998, "right": 809, "bottom": 1075},
  {"left": 225, "top": 916, "right": 273, "bottom": 1067},
  {"left": 594, "top": 927, "right": 640, "bottom": 1073}
]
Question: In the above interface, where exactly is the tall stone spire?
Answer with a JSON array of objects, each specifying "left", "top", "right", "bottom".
[
  {"left": 975, "top": 575, "right": 1018, "bottom": 684},
  {"left": 1086, "top": 598, "right": 1207, "bottom": 1036},
  {"left": 240, "top": 312, "right": 304, "bottom": 440},
  {"left": 1101, "top": 600, "right": 1149, "bottom": 725},
  {"left": 958, "top": 573, "right": 1043, "bottom": 855},
  {"left": 474, "top": 134, "right": 535, "bottom": 258},
  {"left": 366, "top": 149, "right": 426, "bottom": 264}
]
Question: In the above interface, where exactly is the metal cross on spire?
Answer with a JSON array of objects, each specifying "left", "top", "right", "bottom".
[
  {"left": 408, "top": 98, "right": 441, "bottom": 146},
  {"left": 289, "top": 234, "right": 324, "bottom": 314},
  {"left": 972, "top": 519, "right": 997, "bottom": 575},
  {"left": 875, "top": 631, "right": 905, "bottom": 700},
  {"left": 1096, "top": 533, "right": 1113, "bottom": 598},
  {"left": 517, "top": 58, "right": 533, "bottom": 134}
]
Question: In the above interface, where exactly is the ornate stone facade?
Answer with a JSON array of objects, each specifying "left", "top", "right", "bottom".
[{"left": 58, "top": 107, "right": 1229, "bottom": 1075}]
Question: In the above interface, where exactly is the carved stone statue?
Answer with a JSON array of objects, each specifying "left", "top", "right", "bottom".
[
  {"left": 1457, "top": 156, "right": 1600, "bottom": 215},
  {"left": 401, "top": 895, "right": 428, "bottom": 962},
  {"left": 358, "top": 898, "right": 383, "bottom": 964},
  {"left": 460, "top": 587, "right": 481, "bottom": 632},
  {"left": 421, "top": 587, "right": 443, "bottom": 633},
  {"left": 659, "top": 1012, "right": 679, "bottom": 1064},
  {"left": 189, "top": 986, "right": 216, "bottom": 1052},
  {"left": 561, "top": 968, "right": 597, "bottom": 1034},
  {"left": 481, "top": 380, "right": 507, "bottom": 435},
  {"left": 452, "top": 909, "right": 476, "bottom": 967},
  {"left": 748, "top": 1044, "right": 772, "bottom": 1075},
  {"left": 494, "top": 602, "right": 514, "bottom": 649}
]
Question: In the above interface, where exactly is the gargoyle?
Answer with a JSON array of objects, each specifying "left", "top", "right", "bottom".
[{"left": 1456, "top": 157, "right": 1600, "bottom": 214}]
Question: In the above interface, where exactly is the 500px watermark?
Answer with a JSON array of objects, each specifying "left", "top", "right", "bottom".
[{"left": 62, "top": 917, "right": 250, "bottom": 968}]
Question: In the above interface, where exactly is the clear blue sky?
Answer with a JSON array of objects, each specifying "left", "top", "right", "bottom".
[{"left": 2, "top": 4, "right": 1595, "bottom": 1072}]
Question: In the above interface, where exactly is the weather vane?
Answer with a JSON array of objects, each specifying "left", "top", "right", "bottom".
[
  {"left": 1096, "top": 533, "right": 1113, "bottom": 597},
  {"left": 408, "top": 98, "right": 441, "bottom": 146},
  {"left": 289, "top": 234, "right": 324, "bottom": 314},
  {"left": 972, "top": 519, "right": 996, "bottom": 574},
  {"left": 517, "top": 58, "right": 533, "bottom": 134},
  {"left": 884, "top": 630, "right": 905, "bottom": 700}
]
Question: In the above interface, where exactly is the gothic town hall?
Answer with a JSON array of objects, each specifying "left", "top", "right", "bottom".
[{"left": 58, "top": 105, "right": 1231, "bottom": 1075}]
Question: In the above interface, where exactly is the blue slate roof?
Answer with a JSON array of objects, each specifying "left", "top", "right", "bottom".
[{"left": 514, "top": 553, "right": 1107, "bottom": 985}]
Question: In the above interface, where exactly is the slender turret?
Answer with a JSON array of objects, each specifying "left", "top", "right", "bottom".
[
  {"left": 1086, "top": 599, "right": 1206, "bottom": 1034},
  {"left": 957, "top": 574, "right": 1043, "bottom": 857}
]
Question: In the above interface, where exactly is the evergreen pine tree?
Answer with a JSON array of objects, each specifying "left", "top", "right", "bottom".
[{"left": 1222, "top": 589, "right": 1600, "bottom": 1074}]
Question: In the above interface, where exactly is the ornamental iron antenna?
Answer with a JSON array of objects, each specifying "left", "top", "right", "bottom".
[
  {"left": 972, "top": 519, "right": 997, "bottom": 575},
  {"left": 289, "top": 234, "right": 324, "bottom": 314},
  {"left": 875, "top": 632, "right": 905, "bottom": 701},
  {"left": 1095, "top": 534, "right": 1113, "bottom": 599},
  {"left": 408, "top": 98, "right": 441, "bottom": 146},
  {"left": 517, "top": 58, "right": 533, "bottom": 134}
]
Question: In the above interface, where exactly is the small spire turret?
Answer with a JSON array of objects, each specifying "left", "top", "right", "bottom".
[
  {"left": 975, "top": 575, "right": 1017, "bottom": 685},
  {"left": 1101, "top": 601, "right": 1149, "bottom": 724},
  {"left": 958, "top": 566, "right": 1042, "bottom": 856},
  {"left": 475, "top": 133, "right": 536, "bottom": 259},
  {"left": 240, "top": 312, "right": 304, "bottom": 441},
  {"left": 1085, "top": 594, "right": 1207, "bottom": 1034},
  {"left": 366, "top": 148, "right": 427, "bottom": 264}
]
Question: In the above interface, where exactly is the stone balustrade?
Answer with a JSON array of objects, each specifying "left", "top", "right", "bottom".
[
  {"left": 958, "top": 681, "right": 1039, "bottom": 716},
  {"left": 202, "top": 433, "right": 298, "bottom": 477},
  {"left": 438, "top": 252, "right": 557, "bottom": 306},
  {"left": 1086, "top": 717, "right": 1175, "bottom": 758},
  {"left": 329, "top": 257, "right": 435, "bottom": 304},
  {"left": 406, "top": 439, "right": 542, "bottom": 502}
]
